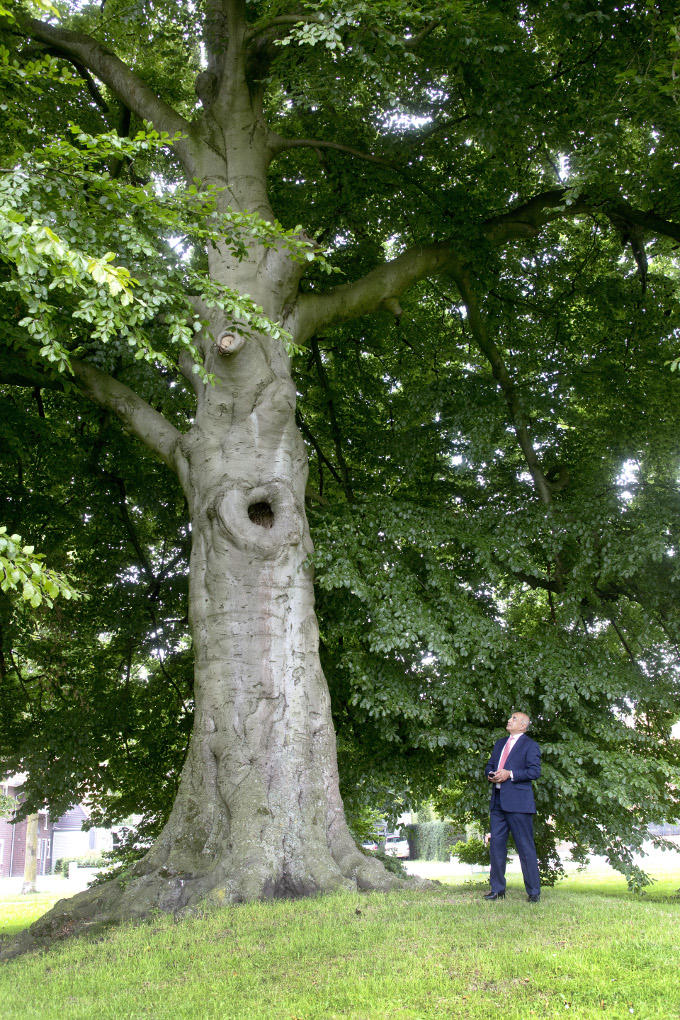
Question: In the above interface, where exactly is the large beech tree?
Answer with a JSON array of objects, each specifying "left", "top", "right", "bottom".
[{"left": 1, "top": 0, "right": 680, "bottom": 952}]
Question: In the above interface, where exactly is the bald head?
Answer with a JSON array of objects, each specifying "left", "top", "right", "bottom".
[{"left": 506, "top": 711, "right": 530, "bottom": 735}]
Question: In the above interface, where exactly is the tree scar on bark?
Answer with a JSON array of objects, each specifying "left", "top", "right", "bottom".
[{"left": 212, "top": 478, "right": 304, "bottom": 558}]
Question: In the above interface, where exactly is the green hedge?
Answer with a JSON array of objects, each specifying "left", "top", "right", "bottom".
[
  {"left": 54, "top": 854, "right": 107, "bottom": 876},
  {"left": 404, "top": 822, "right": 464, "bottom": 861}
]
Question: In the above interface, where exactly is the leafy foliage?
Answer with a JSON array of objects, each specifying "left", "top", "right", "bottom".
[
  {"left": 0, "top": 790, "right": 16, "bottom": 817},
  {"left": 0, "top": 387, "right": 193, "bottom": 827},
  {"left": 0, "top": 527, "right": 81, "bottom": 607},
  {"left": 0, "top": 125, "right": 310, "bottom": 378}
]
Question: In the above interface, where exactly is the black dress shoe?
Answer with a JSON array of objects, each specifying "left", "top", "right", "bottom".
[
  {"left": 483, "top": 891, "right": 505, "bottom": 900},
  {"left": 527, "top": 894, "right": 540, "bottom": 902}
]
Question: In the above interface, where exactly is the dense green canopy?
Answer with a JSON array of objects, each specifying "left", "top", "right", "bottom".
[{"left": 1, "top": 0, "right": 679, "bottom": 887}]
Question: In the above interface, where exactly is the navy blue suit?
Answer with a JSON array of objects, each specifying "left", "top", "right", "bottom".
[{"left": 485, "top": 733, "right": 541, "bottom": 897}]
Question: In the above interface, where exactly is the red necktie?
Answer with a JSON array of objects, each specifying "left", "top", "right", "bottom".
[{"left": 498, "top": 737, "right": 514, "bottom": 770}]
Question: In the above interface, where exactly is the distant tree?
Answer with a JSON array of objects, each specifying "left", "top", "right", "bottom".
[{"left": 20, "top": 813, "right": 39, "bottom": 895}]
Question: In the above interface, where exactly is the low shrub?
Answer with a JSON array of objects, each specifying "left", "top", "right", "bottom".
[
  {"left": 450, "top": 837, "right": 489, "bottom": 866},
  {"left": 54, "top": 854, "right": 107, "bottom": 876},
  {"left": 371, "top": 850, "right": 408, "bottom": 878}
]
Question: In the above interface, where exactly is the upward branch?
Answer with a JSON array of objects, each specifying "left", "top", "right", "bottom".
[
  {"left": 70, "top": 359, "right": 184, "bottom": 476},
  {"left": 310, "top": 337, "right": 353, "bottom": 501},
  {"left": 450, "top": 264, "right": 554, "bottom": 507},
  {"left": 294, "top": 244, "right": 455, "bottom": 341},
  {"left": 201, "top": 0, "right": 244, "bottom": 100},
  {"left": 17, "top": 15, "right": 197, "bottom": 168},
  {"left": 292, "top": 188, "right": 680, "bottom": 339}
]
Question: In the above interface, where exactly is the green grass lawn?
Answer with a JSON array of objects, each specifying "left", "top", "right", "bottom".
[
  {"left": 0, "top": 893, "right": 66, "bottom": 938},
  {"left": 0, "top": 873, "right": 678, "bottom": 1019}
]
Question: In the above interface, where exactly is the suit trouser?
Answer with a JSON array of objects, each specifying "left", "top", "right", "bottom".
[{"left": 489, "top": 791, "right": 540, "bottom": 897}]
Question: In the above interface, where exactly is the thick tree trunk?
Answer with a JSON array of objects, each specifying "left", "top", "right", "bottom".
[
  {"left": 113, "top": 326, "right": 396, "bottom": 910},
  {"left": 1, "top": 269, "right": 401, "bottom": 961}
]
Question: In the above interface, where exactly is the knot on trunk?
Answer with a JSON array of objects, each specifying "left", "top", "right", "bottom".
[{"left": 215, "top": 331, "right": 246, "bottom": 356}]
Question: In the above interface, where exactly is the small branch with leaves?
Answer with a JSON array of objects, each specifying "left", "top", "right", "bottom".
[{"left": 0, "top": 528, "right": 83, "bottom": 609}]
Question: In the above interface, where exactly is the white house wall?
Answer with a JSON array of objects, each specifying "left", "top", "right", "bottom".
[
  {"left": 52, "top": 827, "right": 115, "bottom": 869},
  {"left": 52, "top": 829, "right": 90, "bottom": 867}
]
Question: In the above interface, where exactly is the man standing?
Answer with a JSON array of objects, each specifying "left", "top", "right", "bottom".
[{"left": 484, "top": 711, "right": 541, "bottom": 902}]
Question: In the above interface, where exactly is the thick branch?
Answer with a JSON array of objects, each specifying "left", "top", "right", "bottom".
[
  {"left": 203, "top": 0, "right": 229, "bottom": 64},
  {"left": 245, "top": 12, "right": 326, "bottom": 43},
  {"left": 200, "top": 0, "right": 237, "bottom": 101},
  {"left": 294, "top": 243, "right": 454, "bottom": 341},
  {"left": 70, "top": 360, "right": 183, "bottom": 474},
  {"left": 606, "top": 201, "right": 680, "bottom": 243},
  {"left": 451, "top": 263, "right": 554, "bottom": 507},
  {"left": 202, "top": 0, "right": 260, "bottom": 127},
  {"left": 17, "top": 15, "right": 196, "bottom": 167},
  {"left": 483, "top": 189, "right": 680, "bottom": 247},
  {"left": 483, "top": 189, "right": 587, "bottom": 244},
  {"left": 294, "top": 186, "right": 680, "bottom": 340}
]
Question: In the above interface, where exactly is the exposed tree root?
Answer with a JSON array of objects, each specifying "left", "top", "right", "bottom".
[{"left": 0, "top": 850, "right": 422, "bottom": 962}]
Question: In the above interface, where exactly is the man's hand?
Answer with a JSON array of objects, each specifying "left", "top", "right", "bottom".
[{"left": 489, "top": 768, "right": 511, "bottom": 783}]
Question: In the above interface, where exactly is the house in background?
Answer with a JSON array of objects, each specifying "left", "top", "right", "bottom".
[
  {"left": 0, "top": 774, "right": 115, "bottom": 876},
  {"left": 0, "top": 775, "right": 52, "bottom": 878}
]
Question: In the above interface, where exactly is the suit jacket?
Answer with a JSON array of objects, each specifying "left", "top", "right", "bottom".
[{"left": 485, "top": 733, "right": 541, "bottom": 813}]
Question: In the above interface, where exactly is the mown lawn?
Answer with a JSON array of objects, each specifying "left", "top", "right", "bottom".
[
  {"left": 0, "top": 873, "right": 678, "bottom": 1019},
  {"left": 0, "top": 892, "right": 65, "bottom": 938}
]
